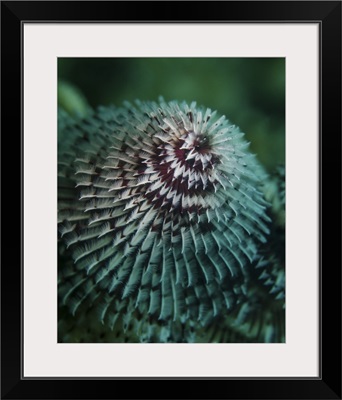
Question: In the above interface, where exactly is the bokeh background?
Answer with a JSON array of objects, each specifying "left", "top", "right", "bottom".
[{"left": 58, "top": 58, "right": 285, "bottom": 172}]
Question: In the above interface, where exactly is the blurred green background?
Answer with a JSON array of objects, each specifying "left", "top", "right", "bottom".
[{"left": 58, "top": 58, "right": 285, "bottom": 171}]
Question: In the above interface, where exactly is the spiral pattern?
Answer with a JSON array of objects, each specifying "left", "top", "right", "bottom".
[{"left": 58, "top": 100, "right": 271, "bottom": 336}]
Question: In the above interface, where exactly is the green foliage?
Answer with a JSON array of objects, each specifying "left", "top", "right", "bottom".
[{"left": 58, "top": 80, "right": 90, "bottom": 117}]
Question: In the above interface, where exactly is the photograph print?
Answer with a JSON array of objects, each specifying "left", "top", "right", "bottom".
[{"left": 57, "top": 58, "right": 285, "bottom": 343}]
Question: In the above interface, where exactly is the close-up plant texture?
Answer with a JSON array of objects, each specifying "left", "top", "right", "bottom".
[{"left": 58, "top": 58, "right": 285, "bottom": 343}]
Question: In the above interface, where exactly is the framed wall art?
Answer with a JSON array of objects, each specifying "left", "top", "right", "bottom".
[{"left": 1, "top": 1, "right": 341, "bottom": 399}]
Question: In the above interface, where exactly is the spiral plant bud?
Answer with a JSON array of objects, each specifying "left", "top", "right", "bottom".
[{"left": 58, "top": 99, "right": 272, "bottom": 342}]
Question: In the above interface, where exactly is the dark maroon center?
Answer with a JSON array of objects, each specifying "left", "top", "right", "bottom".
[{"left": 143, "top": 136, "right": 217, "bottom": 214}]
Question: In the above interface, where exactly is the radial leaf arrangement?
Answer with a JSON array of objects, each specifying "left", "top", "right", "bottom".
[{"left": 58, "top": 99, "right": 275, "bottom": 342}]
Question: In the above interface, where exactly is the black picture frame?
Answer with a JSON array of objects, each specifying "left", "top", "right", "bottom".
[{"left": 1, "top": 1, "right": 341, "bottom": 399}]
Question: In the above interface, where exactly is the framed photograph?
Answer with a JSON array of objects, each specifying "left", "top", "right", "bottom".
[{"left": 1, "top": 1, "right": 341, "bottom": 398}]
